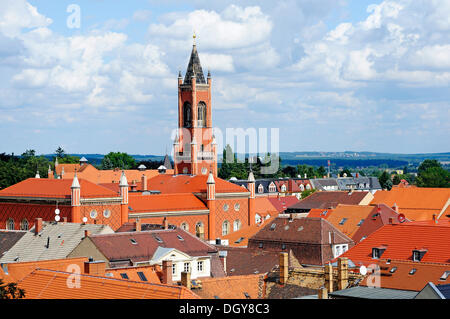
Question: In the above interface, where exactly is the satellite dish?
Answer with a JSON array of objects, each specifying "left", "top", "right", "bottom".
[
  {"left": 55, "top": 208, "right": 60, "bottom": 215},
  {"left": 398, "top": 213, "right": 406, "bottom": 223},
  {"left": 55, "top": 215, "right": 60, "bottom": 222},
  {"left": 359, "top": 265, "right": 367, "bottom": 275},
  {"left": 82, "top": 217, "right": 88, "bottom": 223}
]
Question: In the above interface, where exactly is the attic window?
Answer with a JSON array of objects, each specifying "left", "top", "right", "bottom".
[
  {"left": 339, "top": 218, "right": 348, "bottom": 225},
  {"left": 154, "top": 236, "right": 163, "bottom": 243},
  {"left": 372, "top": 247, "right": 386, "bottom": 259},
  {"left": 389, "top": 267, "right": 397, "bottom": 273},
  {"left": 258, "top": 243, "right": 263, "bottom": 249},
  {"left": 130, "top": 239, "right": 137, "bottom": 245},
  {"left": 439, "top": 271, "right": 450, "bottom": 281},
  {"left": 235, "top": 237, "right": 245, "bottom": 244},
  {"left": 409, "top": 268, "right": 417, "bottom": 275},
  {"left": 120, "top": 273, "right": 129, "bottom": 279},
  {"left": 321, "top": 210, "right": 328, "bottom": 216},
  {"left": 137, "top": 272, "right": 148, "bottom": 282},
  {"left": 357, "top": 219, "right": 364, "bottom": 226},
  {"left": 270, "top": 223, "right": 276, "bottom": 231},
  {"left": 412, "top": 249, "right": 427, "bottom": 262}
]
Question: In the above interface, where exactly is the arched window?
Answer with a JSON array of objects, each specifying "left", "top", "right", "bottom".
[
  {"left": 180, "top": 222, "right": 189, "bottom": 232},
  {"left": 183, "top": 102, "right": 192, "bottom": 128},
  {"left": 233, "top": 220, "right": 241, "bottom": 232},
  {"left": 195, "top": 222, "right": 204, "bottom": 239},
  {"left": 255, "top": 214, "right": 261, "bottom": 224},
  {"left": 20, "top": 219, "right": 29, "bottom": 230},
  {"left": 299, "top": 184, "right": 305, "bottom": 191},
  {"left": 6, "top": 218, "right": 14, "bottom": 230},
  {"left": 197, "top": 102, "right": 206, "bottom": 127},
  {"left": 222, "top": 220, "right": 230, "bottom": 236},
  {"left": 281, "top": 184, "right": 287, "bottom": 192},
  {"left": 258, "top": 184, "right": 264, "bottom": 193},
  {"left": 269, "top": 183, "right": 276, "bottom": 192},
  {"left": 306, "top": 184, "right": 311, "bottom": 190}
]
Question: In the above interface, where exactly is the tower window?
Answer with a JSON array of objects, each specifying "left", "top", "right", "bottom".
[
  {"left": 197, "top": 102, "right": 207, "bottom": 127},
  {"left": 183, "top": 102, "right": 192, "bottom": 128}
]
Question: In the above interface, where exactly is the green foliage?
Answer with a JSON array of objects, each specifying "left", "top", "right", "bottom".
[
  {"left": 57, "top": 155, "right": 80, "bottom": 164},
  {"left": 339, "top": 168, "right": 353, "bottom": 177},
  {"left": 0, "top": 279, "right": 25, "bottom": 299},
  {"left": 392, "top": 174, "right": 401, "bottom": 185},
  {"left": 300, "top": 188, "right": 316, "bottom": 199},
  {"left": 416, "top": 160, "right": 450, "bottom": 188},
  {"left": 101, "top": 152, "right": 136, "bottom": 170},
  {"left": 55, "top": 146, "right": 65, "bottom": 158},
  {"left": 379, "top": 171, "right": 391, "bottom": 190}
]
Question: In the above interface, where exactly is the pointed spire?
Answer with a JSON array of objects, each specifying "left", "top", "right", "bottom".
[
  {"left": 184, "top": 37, "right": 206, "bottom": 85},
  {"left": 119, "top": 170, "right": 128, "bottom": 187},
  {"left": 55, "top": 157, "right": 59, "bottom": 167},
  {"left": 207, "top": 171, "right": 215, "bottom": 184},
  {"left": 35, "top": 170, "right": 40, "bottom": 179},
  {"left": 48, "top": 165, "right": 51, "bottom": 173},
  {"left": 248, "top": 171, "right": 255, "bottom": 183},
  {"left": 71, "top": 172, "right": 80, "bottom": 189},
  {"left": 163, "top": 154, "right": 172, "bottom": 170}
]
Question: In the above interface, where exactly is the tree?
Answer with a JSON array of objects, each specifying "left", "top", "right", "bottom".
[
  {"left": 0, "top": 279, "right": 25, "bottom": 299},
  {"left": 416, "top": 160, "right": 450, "bottom": 188},
  {"left": 379, "top": 171, "right": 391, "bottom": 189},
  {"left": 392, "top": 174, "right": 401, "bottom": 185},
  {"left": 339, "top": 168, "right": 352, "bottom": 177},
  {"left": 282, "top": 165, "right": 297, "bottom": 178},
  {"left": 55, "top": 146, "right": 65, "bottom": 159},
  {"left": 317, "top": 166, "right": 327, "bottom": 178},
  {"left": 101, "top": 152, "right": 136, "bottom": 170}
]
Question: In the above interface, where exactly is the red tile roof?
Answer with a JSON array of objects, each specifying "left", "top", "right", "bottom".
[
  {"left": 128, "top": 193, "right": 207, "bottom": 213},
  {"left": 267, "top": 196, "right": 300, "bottom": 213},
  {"left": 105, "top": 265, "right": 163, "bottom": 284},
  {"left": 326, "top": 205, "right": 379, "bottom": 239},
  {"left": 360, "top": 259, "right": 450, "bottom": 291},
  {"left": 17, "top": 269, "right": 200, "bottom": 299},
  {"left": 370, "top": 187, "right": 450, "bottom": 221},
  {"left": 340, "top": 221, "right": 450, "bottom": 266},
  {"left": 194, "top": 274, "right": 264, "bottom": 299},
  {"left": 147, "top": 174, "right": 249, "bottom": 194},
  {"left": 0, "top": 178, "right": 119, "bottom": 199},
  {"left": 222, "top": 217, "right": 276, "bottom": 247},
  {"left": 307, "top": 208, "right": 333, "bottom": 219}
]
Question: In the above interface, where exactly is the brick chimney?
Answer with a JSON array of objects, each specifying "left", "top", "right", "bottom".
[
  {"left": 163, "top": 217, "right": 169, "bottom": 230},
  {"left": 279, "top": 252, "right": 289, "bottom": 285},
  {"left": 337, "top": 257, "right": 349, "bottom": 290},
  {"left": 34, "top": 218, "right": 43, "bottom": 235},
  {"left": 219, "top": 251, "right": 227, "bottom": 273},
  {"left": 318, "top": 287, "right": 328, "bottom": 299},
  {"left": 388, "top": 217, "right": 393, "bottom": 224},
  {"left": 161, "top": 260, "right": 173, "bottom": 285},
  {"left": 84, "top": 230, "right": 90, "bottom": 238},
  {"left": 325, "top": 263, "right": 333, "bottom": 293},
  {"left": 181, "top": 271, "right": 191, "bottom": 289},
  {"left": 84, "top": 258, "right": 106, "bottom": 276},
  {"left": 141, "top": 174, "right": 147, "bottom": 191},
  {"left": 392, "top": 203, "right": 399, "bottom": 213},
  {"left": 135, "top": 218, "right": 141, "bottom": 232}
]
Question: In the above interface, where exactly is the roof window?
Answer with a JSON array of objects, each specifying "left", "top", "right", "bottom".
[
  {"left": 154, "top": 236, "right": 163, "bottom": 243},
  {"left": 177, "top": 235, "right": 184, "bottom": 241},
  {"left": 235, "top": 237, "right": 245, "bottom": 244},
  {"left": 137, "top": 271, "right": 148, "bottom": 282},
  {"left": 270, "top": 223, "right": 276, "bottom": 231},
  {"left": 357, "top": 219, "right": 364, "bottom": 226},
  {"left": 372, "top": 247, "right": 386, "bottom": 259},
  {"left": 244, "top": 292, "right": 251, "bottom": 299},
  {"left": 130, "top": 238, "right": 137, "bottom": 245},
  {"left": 339, "top": 218, "right": 348, "bottom": 225},
  {"left": 439, "top": 271, "right": 450, "bottom": 281},
  {"left": 389, "top": 267, "right": 397, "bottom": 273},
  {"left": 412, "top": 249, "right": 427, "bottom": 262},
  {"left": 120, "top": 273, "right": 129, "bottom": 279},
  {"left": 409, "top": 268, "right": 417, "bottom": 275}
]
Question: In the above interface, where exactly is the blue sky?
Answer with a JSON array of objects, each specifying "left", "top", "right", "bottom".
[{"left": 0, "top": 0, "right": 449, "bottom": 155}]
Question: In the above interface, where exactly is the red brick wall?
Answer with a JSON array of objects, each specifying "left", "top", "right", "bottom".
[
  {"left": 80, "top": 203, "right": 122, "bottom": 231},
  {"left": 136, "top": 214, "right": 209, "bottom": 239},
  {"left": 0, "top": 202, "right": 71, "bottom": 230},
  {"left": 214, "top": 197, "right": 249, "bottom": 238}
]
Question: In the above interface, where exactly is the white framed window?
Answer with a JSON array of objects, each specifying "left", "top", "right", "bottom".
[
  {"left": 180, "top": 222, "right": 189, "bottom": 231},
  {"left": 258, "top": 184, "right": 264, "bottom": 193},
  {"left": 306, "top": 184, "right": 311, "bottom": 190},
  {"left": 255, "top": 214, "right": 261, "bottom": 224},
  {"left": 172, "top": 263, "right": 177, "bottom": 275},
  {"left": 103, "top": 210, "right": 111, "bottom": 218},
  {"left": 184, "top": 262, "right": 190, "bottom": 273},
  {"left": 20, "top": 219, "right": 29, "bottom": 230},
  {"left": 6, "top": 218, "right": 14, "bottom": 230},
  {"left": 223, "top": 204, "right": 229, "bottom": 212},
  {"left": 233, "top": 219, "right": 241, "bottom": 232},
  {"left": 269, "top": 183, "right": 276, "bottom": 192},
  {"left": 281, "top": 185, "right": 287, "bottom": 192},
  {"left": 234, "top": 203, "right": 240, "bottom": 211},
  {"left": 197, "top": 261, "right": 204, "bottom": 273},
  {"left": 90, "top": 210, "right": 97, "bottom": 219},
  {"left": 222, "top": 220, "right": 230, "bottom": 236}
]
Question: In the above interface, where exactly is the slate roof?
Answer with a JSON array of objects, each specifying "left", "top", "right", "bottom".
[
  {"left": 163, "top": 154, "right": 172, "bottom": 170},
  {"left": 17, "top": 269, "right": 200, "bottom": 299},
  {"left": 329, "top": 286, "right": 417, "bottom": 299},
  {"left": 0, "top": 230, "right": 27, "bottom": 257},
  {"left": 288, "top": 191, "right": 370, "bottom": 210},
  {"left": 183, "top": 44, "right": 206, "bottom": 85},
  {"left": 435, "top": 283, "right": 450, "bottom": 299},
  {"left": 0, "top": 222, "right": 113, "bottom": 263}
]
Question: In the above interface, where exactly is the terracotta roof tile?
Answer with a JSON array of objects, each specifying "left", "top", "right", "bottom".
[
  {"left": 18, "top": 269, "right": 200, "bottom": 299},
  {"left": 194, "top": 274, "right": 264, "bottom": 299},
  {"left": 0, "top": 178, "right": 119, "bottom": 199},
  {"left": 222, "top": 217, "right": 276, "bottom": 247},
  {"left": 307, "top": 208, "right": 333, "bottom": 219},
  {"left": 325, "top": 205, "right": 377, "bottom": 239},
  {"left": 105, "top": 265, "right": 163, "bottom": 284}
]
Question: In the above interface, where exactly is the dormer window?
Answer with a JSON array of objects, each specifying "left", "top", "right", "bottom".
[
  {"left": 269, "top": 183, "right": 276, "bottom": 192},
  {"left": 258, "top": 184, "right": 264, "bottom": 193},
  {"left": 439, "top": 271, "right": 450, "bottom": 281},
  {"left": 357, "top": 219, "right": 364, "bottom": 226},
  {"left": 412, "top": 249, "right": 427, "bottom": 262},
  {"left": 372, "top": 247, "right": 386, "bottom": 259},
  {"left": 281, "top": 185, "right": 287, "bottom": 192}
]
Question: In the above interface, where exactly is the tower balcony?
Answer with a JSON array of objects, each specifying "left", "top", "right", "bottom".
[{"left": 198, "top": 152, "right": 214, "bottom": 160}]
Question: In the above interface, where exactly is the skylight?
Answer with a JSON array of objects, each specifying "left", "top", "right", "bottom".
[
  {"left": 389, "top": 267, "right": 397, "bottom": 273},
  {"left": 137, "top": 271, "right": 148, "bottom": 282},
  {"left": 357, "top": 219, "right": 364, "bottom": 226},
  {"left": 409, "top": 268, "right": 417, "bottom": 275},
  {"left": 177, "top": 235, "right": 184, "bottom": 241},
  {"left": 130, "top": 238, "right": 137, "bottom": 245},
  {"left": 120, "top": 273, "right": 129, "bottom": 279},
  {"left": 154, "top": 236, "right": 163, "bottom": 243},
  {"left": 339, "top": 218, "right": 348, "bottom": 225},
  {"left": 235, "top": 237, "right": 245, "bottom": 244},
  {"left": 440, "top": 271, "right": 450, "bottom": 281}
]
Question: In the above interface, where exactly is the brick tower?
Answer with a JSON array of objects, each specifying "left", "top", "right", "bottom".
[{"left": 174, "top": 36, "right": 218, "bottom": 177}]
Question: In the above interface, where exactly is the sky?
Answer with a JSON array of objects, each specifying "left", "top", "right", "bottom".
[{"left": 0, "top": 0, "right": 449, "bottom": 156}]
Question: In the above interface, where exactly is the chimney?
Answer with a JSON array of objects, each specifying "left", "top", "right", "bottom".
[
  {"left": 135, "top": 218, "right": 141, "bottom": 232},
  {"left": 325, "top": 263, "right": 333, "bottom": 293},
  {"left": 84, "top": 230, "right": 90, "bottom": 238},
  {"left": 392, "top": 203, "right": 399, "bottom": 213},
  {"left": 163, "top": 217, "right": 169, "bottom": 230},
  {"left": 219, "top": 251, "right": 227, "bottom": 273},
  {"left": 337, "top": 257, "right": 349, "bottom": 290},
  {"left": 432, "top": 214, "right": 437, "bottom": 223},
  {"left": 161, "top": 260, "right": 173, "bottom": 285},
  {"left": 279, "top": 252, "right": 289, "bottom": 285},
  {"left": 181, "top": 271, "right": 191, "bottom": 289},
  {"left": 141, "top": 174, "right": 147, "bottom": 191},
  {"left": 34, "top": 218, "right": 43, "bottom": 235},
  {"left": 318, "top": 287, "right": 328, "bottom": 299},
  {"left": 84, "top": 258, "right": 106, "bottom": 276},
  {"left": 388, "top": 218, "right": 393, "bottom": 225}
]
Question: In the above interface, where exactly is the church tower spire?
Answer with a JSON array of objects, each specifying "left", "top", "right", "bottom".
[{"left": 174, "top": 35, "right": 218, "bottom": 177}]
